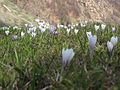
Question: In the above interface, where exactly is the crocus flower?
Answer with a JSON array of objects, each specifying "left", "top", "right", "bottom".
[
  {"left": 86, "top": 32, "right": 92, "bottom": 38},
  {"left": 25, "top": 24, "right": 28, "bottom": 27},
  {"left": 87, "top": 34, "right": 97, "bottom": 58},
  {"left": 5, "top": 31, "right": 10, "bottom": 35},
  {"left": 85, "top": 21, "right": 88, "bottom": 25},
  {"left": 112, "top": 27, "right": 116, "bottom": 32},
  {"left": 107, "top": 36, "right": 118, "bottom": 54},
  {"left": 49, "top": 27, "right": 56, "bottom": 32},
  {"left": 21, "top": 32, "right": 25, "bottom": 37},
  {"left": 28, "top": 24, "right": 34, "bottom": 28},
  {"left": 74, "top": 29, "right": 79, "bottom": 34},
  {"left": 64, "top": 26, "right": 68, "bottom": 29},
  {"left": 75, "top": 23, "right": 79, "bottom": 26},
  {"left": 31, "top": 32, "right": 36, "bottom": 37},
  {"left": 110, "top": 36, "right": 118, "bottom": 46},
  {"left": 67, "top": 24, "right": 71, "bottom": 28},
  {"left": 101, "top": 24, "right": 106, "bottom": 31},
  {"left": 40, "top": 28, "right": 46, "bottom": 33},
  {"left": 107, "top": 41, "right": 114, "bottom": 53},
  {"left": 80, "top": 23, "right": 86, "bottom": 27},
  {"left": 27, "top": 30, "right": 31, "bottom": 34},
  {"left": 94, "top": 25, "right": 100, "bottom": 31},
  {"left": 71, "top": 26, "right": 74, "bottom": 29},
  {"left": 62, "top": 48, "right": 75, "bottom": 68},
  {"left": 49, "top": 27, "right": 58, "bottom": 35},
  {"left": 66, "top": 28, "right": 71, "bottom": 34},
  {"left": 12, "top": 35, "right": 18, "bottom": 40},
  {"left": 13, "top": 26, "right": 18, "bottom": 30}
]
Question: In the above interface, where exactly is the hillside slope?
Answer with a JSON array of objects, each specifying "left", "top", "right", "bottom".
[
  {"left": 0, "top": 0, "right": 36, "bottom": 26},
  {"left": 12, "top": 0, "right": 120, "bottom": 24}
]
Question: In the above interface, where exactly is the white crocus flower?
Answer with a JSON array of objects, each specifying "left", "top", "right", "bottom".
[
  {"left": 40, "top": 28, "right": 46, "bottom": 33},
  {"left": 13, "top": 26, "right": 18, "bottom": 30},
  {"left": 86, "top": 32, "right": 92, "bottom": 38},
  {"left": 101, "top": 24, "right": 106, "bottom": 30},
  {"left": 94, "top": 25, "right": 100, "bottom": 31},
  {"left": 62, "top": 48, "right": 75, "bottom": 68},
  {"left": 21, "top": 32, "right": 25, "bottom": 37},
  {"left": 5, "top": 31, "right": 10, "bottom": 35},
  {"left": 27, "top": 30, "right": 31, "bottom": 34},
  {"left": 75, "top": 23, "right": 79, "bottom": 26},
  {"left": 25, "top": 24, "right": 28, "bottom": 27},
  {"left": 64, "top": 26, "right": 68, "bottom": 29},
  {"left": 74, "top": 29, "right": 79, "bottom": 34},
  {"left": 31, "top": 32, "right": 36, "bottom": 37},
  {"left": 71, "top": 26, "right": 74, "bottom": 29},
  {"left": 107, "top": 41, "right": 114, "bottom": 53},
  {"left": 66, "top": 29, "right": 71, "bottom": 34},
  {"left": 112, "top": 27, "right": 116, "bottom": 32},
  {"left": 85, "top": 21, "right": 88, "bottom": 25},
  {"left": 88, "top": 34, "right": 97, "bottom": 57},
  {"left": 80, "top": 23, "right": 86, "bottom": 27},
  {"left": 110, "top": 36, "right": 118, "bottom": 47}
]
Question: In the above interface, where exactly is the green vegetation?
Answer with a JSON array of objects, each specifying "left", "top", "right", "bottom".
[
  {"left": 0, "top": 23, "right": 120, "bottom": 90},
  {"left": 0, "top": 0, "right": 37, "bottom": 26}
]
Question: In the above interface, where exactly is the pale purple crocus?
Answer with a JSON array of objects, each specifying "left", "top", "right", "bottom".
[
  {"left": 49, "top": 27, "right": 58, "bottom": 35},
  {"left": 12, "top": 35, "right": 18, "bottom": 40},
  {"left": 49, "top": 27, "right": 56, "bottom": 32},
  {"left": 87, "top": 33, "right": 97, "bottom": 58},
  {"left": 62, "top": 48, "right": 75, "bottom": 68},
  {"left": 107, "top": 36, "right": 118, "bottom": 54}
]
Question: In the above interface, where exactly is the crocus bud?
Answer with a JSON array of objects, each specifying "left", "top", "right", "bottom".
[
  {"left": 5, "top": 31, "right": 10, "bottom": 35},
  {"left": 62, "top": 48, "right": 75, "bottom": 68},
  {"left": 107, "top": 41, "right": 114, "bottom": 53},
  {"left": 94, "top": 25, "right": 100, "bottom": 31},
  {"left": 110, "top": 36, "right": 118, "bottom": 46}
]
